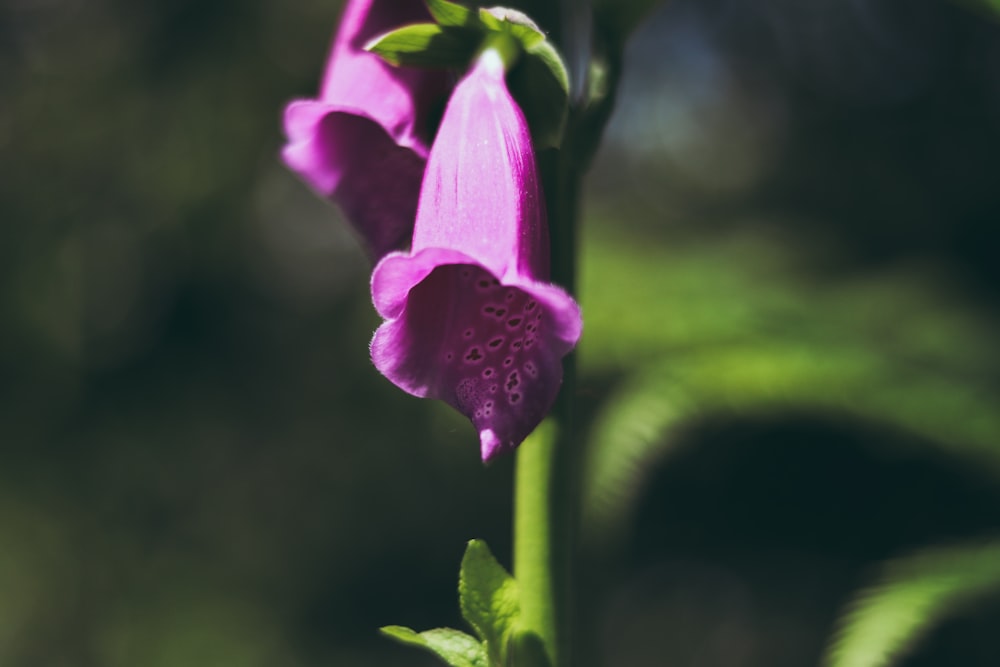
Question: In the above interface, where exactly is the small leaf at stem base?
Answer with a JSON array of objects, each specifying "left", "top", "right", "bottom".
[
  {"left": 459, "top": 539, "right": 522, "bottom": 666},
  {"left": 381, "top": 625, "right": 488, "bottom": 667}
]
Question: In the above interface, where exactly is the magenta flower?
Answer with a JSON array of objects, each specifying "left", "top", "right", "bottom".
[
  {"left": 281, "top": 0, "right": 450, "bottom": 258},
  {"left": 370, "top": 50, "right": 582, "bottom": 462}
]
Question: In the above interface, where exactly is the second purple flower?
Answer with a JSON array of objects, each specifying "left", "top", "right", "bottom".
[{"left": 281, "top": 0, "right": 450, "bottom": 259}]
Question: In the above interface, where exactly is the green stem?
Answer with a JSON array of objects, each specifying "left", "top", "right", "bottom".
[
  {"left": 514, "top": 420, "right": 561, "bottom": 666},
  {"left": 513, "top": 130, "right": 582, "bottom": 667},
  {"left": 513, "top": 2, "right": 630, "bottom": 663}
]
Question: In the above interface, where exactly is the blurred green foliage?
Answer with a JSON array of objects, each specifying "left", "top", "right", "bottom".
[
  {"left": 580, "top": 222, "right": 1000, "bottom": 547},
  {"left": 2, "top": 0, "right": 1000, "bottom": 666},
  {"left": 824, "top": 539, "right": 1000, "bottom": 667},
  {"left": 576, "top": 220, "right": 1000, "bottom": 666}
]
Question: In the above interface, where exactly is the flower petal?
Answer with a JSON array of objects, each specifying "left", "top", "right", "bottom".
[
  {"left": 319, "top": 0, "right": 447, "bottom": 154},
  {"left": 280, "top": 0, "right": 450, "bottom": 258},
  {"left": 371, "top": 262, "right": 580, "bottom": 461},
  {"left": 283, "top": 106, "right": 425, "bottom": 258},
  {"left": 411, "top": 49, "right": 549, "bottom": 281},
  {"left": 369, "top": 49, "right": 582, "bottom": 461}
]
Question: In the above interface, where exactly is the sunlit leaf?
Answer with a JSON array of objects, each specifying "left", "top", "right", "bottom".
[
  {"left": 365, "top": 23, "right": 478, "bottom": 68},
  {"left": 823, "top": 539, "right": 1000, "bottom": 667},
  {"left": 426, "top": 0, "right": 479, "bottom": 28},
  {"left": 380, "top": 625, "right": 488, "bottom": 667},
  {"left": 459, "top": 539, "right": 521, "bottom": 666}
]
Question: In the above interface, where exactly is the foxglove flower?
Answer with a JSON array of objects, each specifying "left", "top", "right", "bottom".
[
  {"left": 281, "top": 0, "right": 450, "bottom": 258},
  {"left": 370, "top": 50, "right": 582, "bottom": 462}
]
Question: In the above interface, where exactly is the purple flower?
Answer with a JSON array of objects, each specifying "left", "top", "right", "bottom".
[
  {"left": 370, "top": 50, "right": 582, "bottom": 462},
  {"left": 281, "top": 0, "right": 450, "bottom": 259}
]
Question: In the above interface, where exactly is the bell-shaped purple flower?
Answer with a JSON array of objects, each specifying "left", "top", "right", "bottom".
[
  {"left": 281, "top": 0, "right": 450, "bottom": 258},
  {"left": 370, "top": 50, "right": 582, "bottom": 462}
]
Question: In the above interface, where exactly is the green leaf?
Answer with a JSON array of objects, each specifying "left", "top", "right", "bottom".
[
  {"left": 381, "top": 626, "right": 488, "bottom": 667},
  {"left": 369, "top": 4, "right": 568, "bottom": 146},
  {"left": 507, "top": 39, "right": 569, "bottom": 149},
  {"left": 480, "top": 7, "right": 546, "bottom": 48},
  {"left": 365, "top": 23, "right": 479, "bottom": 68},
  {"left": 476, "top": 7, "right": 503, "bottom": 32},
  {"left": 526, "top": 40, "right": 569, "bottom": 100},
  {"left": 475, "top": 7, "right": 568, "bottom": 148},
  {"left": 824, "top": 539, "right": 1000, "bottom": 667},
  {"left": 459, "top": 539, "right": 521, "bottom": 666},
  {"left": 426, "top": 0, "right": 481, "bottom": 28}
]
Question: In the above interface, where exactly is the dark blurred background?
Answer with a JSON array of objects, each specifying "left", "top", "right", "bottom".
[{"left": 2, "top": 0, "right": 999, "bottom": 665}]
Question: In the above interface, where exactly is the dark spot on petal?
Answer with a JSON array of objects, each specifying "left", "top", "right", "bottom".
[
  {"left": 464, "top": 328, "right": 474, "bottom": 338},
  {"left": 507, "top": 317, "right": 522, "bottom": 329},
  {"left": 465, "top": 347, "right": 483, "bottom": 363},
  {"left": 506, "top": 371, "right": 520, "bottom": 391},
  {"left": 482, "top": 368, "right": 494, "bottom": 378},
  {"left": 488, "top": 337, "right": 504, "bottom": 349},
  {"left": 483, "top": 305, "right": 495, "bottom": 314},
  {"left": 525, "top": 301, "right": 537, "bottom": 311},
  {"left": 511, "top": 340, "right": 523, "bottom": 351},
  {"left": 509, "top": 393, "right": 521, "bottom": 404},
  {"left": 503, "top": 357, "right": 513, "bottom": 367},
  {"left": 495, "top": 308, "right": 506, "bottom": 318}
]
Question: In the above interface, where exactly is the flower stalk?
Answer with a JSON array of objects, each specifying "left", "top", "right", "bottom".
[{"left": 513, "top": 110, "right": 584, "bottom": 667}]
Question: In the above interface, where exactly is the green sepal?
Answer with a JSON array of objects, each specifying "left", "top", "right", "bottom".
[
  {"left": 426, "top": 0, "right": 481, "bottom": 28},
  {"left": 477, "top": 8, "right": 569, "bottom": 147},
  {"left": 479, "top": 8, "right": 545, "bottom": 48},
  {"left": 368, "top": 4, "right": 569, "bottom": 147},
  {"left": 525, "top": 39, "right": 569, "bottom": 95},
  {"left": 507, "top": 38, "right": 569, "bottom": 148},
  {"left": 459, "top": 539, "right": 522, "bottom": 666},
  {"left": 380, "top": 625, "right": 488, "bottom": 667},
  {"left": 365, "top": 22, "right": 479, "bottom": 68}
]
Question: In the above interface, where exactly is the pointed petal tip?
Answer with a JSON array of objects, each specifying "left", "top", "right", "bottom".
[{"left": 480, "top": 429, "right": 504, "bottom": 464}]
